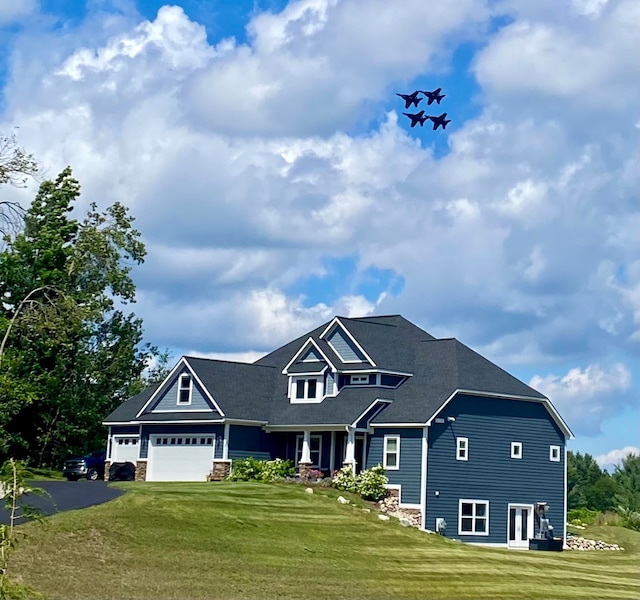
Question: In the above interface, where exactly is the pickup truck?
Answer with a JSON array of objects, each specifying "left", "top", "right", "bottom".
[{"left": 62, "top": 450, "right": 106, "bottom": 481}]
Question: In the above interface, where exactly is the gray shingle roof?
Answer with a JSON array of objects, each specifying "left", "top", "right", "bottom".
[
  {"left": 103, "top": 386, "right": 157, "bottom": 423},
  {"left": 136, "top": 411, "right": 223, "bottom": 422}
]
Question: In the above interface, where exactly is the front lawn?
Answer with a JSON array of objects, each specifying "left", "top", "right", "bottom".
[{"left": 10, "top": 482, "right": 640, "bottom": 600}]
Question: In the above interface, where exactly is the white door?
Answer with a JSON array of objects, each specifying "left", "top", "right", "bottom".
[
  {"left": 147, "top": 435, "right": 215, "bottom": 482},
  {"left": 508, "top": 504, "right": 533, "bottom": 549},
  {"left": 112, "top": 436, "right": 140, "bottom": 464}
]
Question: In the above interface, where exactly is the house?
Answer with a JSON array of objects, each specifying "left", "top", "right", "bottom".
[{"left": 103, "top": 315, "right": 573, "bottom": 548}]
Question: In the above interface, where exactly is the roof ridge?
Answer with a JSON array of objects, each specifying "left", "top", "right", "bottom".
[{"left": 185, "top": 356, "right": 277, "bottom": 369}]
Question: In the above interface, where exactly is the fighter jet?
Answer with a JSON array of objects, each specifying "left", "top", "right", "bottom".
[
  {"left": 403, "top": 110, "right": 428, "bottom": 128},
  {"left": 396, "top": 91, "right": 422, "bottom": 109},
  {"left": 420, "top": 88, "right": 446, "bottom": 106},
  {"left": 427, "top": 112, "right": 451, "bottom": 130}
]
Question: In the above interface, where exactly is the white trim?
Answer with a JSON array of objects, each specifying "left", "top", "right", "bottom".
[
  {"left": 319, "top": 317, "right": 377, "bottom": 366},
  {"left": 550, "top": 445, "right": 560, "bottom": 462},
  {"left": 456, "top": 437, "right": 469, "bottom": 461},
  {"left": 350, "top": 374, "right": 369, "bottom": 385},
  {"left": 295, "top": 434, "right": 322, "bottom": 468},
  {"left": 147, "top": 433, "right": 216, "bottom": 482},
  {"left": 265, "top": 424, "right": 346, "bottom": 432},
  {"left": 420, "top": 425, "right": 428, "bottom": 530},
  {"left": 371, "top": 422, "right": 424, "bottom": 427},
  {"left": 222, "top": 419, "right": 270, "bottom": 426},
  {"left": 563, "top": 441, "right": 568, "bottom": 540},
  {"left": 340, "top": 368, "right": 413, "bottom": 377},
  {"left": 177, "top": 373, "right": 193, "bottom": 406},
  {"left": 134, "top": 419, "right": 225, "bottom": 425},
  {"left": 350, "top": 399, "right": 392, "bottom": 429},
  {"left": 458, "top": 499, "right": 489, "bottom": 536},
  {"left": 150, "top": 409, "right": 214, "bottom": 413},
  {"left": 466, "top": 542, "right": 508, "bottom": 548},
  {"left": 330, "top": 431, "right": 336, "bottom": 472},
  {"left": 282, "top": 337, "right": 337, "bottom": 374},
  {"left": 383, "top": 485, "right": 422, "bottom": 509},
  {"left": 289, "top": 375, "right": 324, "bottom": 403},
  {"left": 511, "top": 441, "right": 523, "bottom": 459},
  {"left": 383, "top": 435, "right": 400, "bottom": 470},
  {"left": 507, "top": 503, "right": 534, "bottom": 549},
  {"left": 285, "top": 368, "right": 328, "bottom": 377},
  {"left": 223, "top": 423, "right": 230, "bottom": 460}
]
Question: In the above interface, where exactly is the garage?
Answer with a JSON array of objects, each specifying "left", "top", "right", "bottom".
[
  {"left": 147, "top": 435, "right": 215, "bottom": 482},
  {"left": 111, "top": 436, "right": 140, "bottom": 464}
]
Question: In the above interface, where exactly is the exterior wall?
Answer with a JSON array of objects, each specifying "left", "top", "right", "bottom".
[
  {"left": 139, "top": 424, "right": 224, "bottom": 459},
  {"left": 148, "top": 368, "right": 214, "bottom": 412},
  {"left": 300, "top": 348, "right": 322, "bottom": 362},
  {"left": 228, "top": 425, "right": 272, "bottom": 461},
  {"left": 425, "top": 394, "right": 566, "bottom": 544},
  {"left": 327, "top": 328, "right": 366, "bottom": 362},
  {"left": 111, "top": 426, "right": 139, "bottom": 435},
  {"left": 280, "top": 431, "right": 333, "bottom": 471},
  {"left": 367, "top": 427, "right": 423, "bottom": 505}
]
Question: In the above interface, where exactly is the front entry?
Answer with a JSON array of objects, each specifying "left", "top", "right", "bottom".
[{"left": 508, "top": 504, "right": 533, "bottom": 549}]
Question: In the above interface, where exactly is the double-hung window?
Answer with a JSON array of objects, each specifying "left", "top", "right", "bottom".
[
  {"left": 383, "top": 436, "right": 400, "bottom": 470},
  {"left": 459, "top": 500, "right": 489, "bottom": 535},
  {"left": 293, "top": 378, "right": 320, "bottom": 400},
  {"left": 456, "top": 437, "right": 468, "bottom": 461},
  {"left": 178, "top": 374, "right": 192, "bottom": 405}
]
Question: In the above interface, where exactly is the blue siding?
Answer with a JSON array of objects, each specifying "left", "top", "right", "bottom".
[
  {"left": 325, "top": 371, "right": 335, "bottom": 395},
  {"left": 280, "top": 432, "right": 332, "bottom": 470},
  {"left": 111, "top": 426, "right": 139, "bottom": 435},
  {"left": 140, "top": 424, "right": 224, "bottom": 459},
  {"left": 300, "top": 348, "right": 322, "bottom": 362},
  {"left": 355, "top": 403, "right": 388, "bottom": 429},
  {"left": 426, "top": 395, "right": 566, "bottom": 544},
  {"left": 148, "top": 368, "right": 215, "bottom": 413},
  {"left": 229, "top": 425, "right": 272, "bottom": 461},
  {"left": 380, "top": 374, "right": 404, "bottom": 387},
  {"left": 368, "top": 428, "right": 423, "bottom": 505},
  {"left": 327, "top": 328, "right": 367, "bottom": 362}
]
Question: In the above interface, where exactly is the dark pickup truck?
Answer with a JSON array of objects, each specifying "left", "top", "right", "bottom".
[{"left": 63, "top": 450, "right": 106, "bottom": 481}]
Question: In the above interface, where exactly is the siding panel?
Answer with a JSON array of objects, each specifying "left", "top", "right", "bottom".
[
  {"left": 228, "top": 425, "right": 272, "bottom": 461},
  {"left": 149, "top": 368, "right": 214, "bottom": 413},
  {"left": 368, "top": 428, "right": 423, "bottom": 505},
  {"left": 327, "top": 328, "right": 366, "bottom": 362},
  {"left": 425, "top": 395, "right": 565, "bottom": 544}
]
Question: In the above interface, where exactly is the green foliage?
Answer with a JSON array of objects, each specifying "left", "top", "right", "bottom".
[
  {"left": 0, "top": 168, "right": 159, "bottom": 467},
  {"left": 567, "top": 451, "right": 620, "bottom": 512},
  {"left": 332, "top": 465, "right": 389, "bottom": 501},
  {"left": 0, "top": 459, "right": 45, "bottom": 599},
  {"left": 226, "top": 458, "right": 295, "bottom": 482},
  {"left": 613, "top": 453, "right": 640, "bottom": 513},
  {"left": 617, "top": 506, "right": 640, "bottom": 532},
  {"left": 567, "top": 507, "right": 600, "bottom": 525}
]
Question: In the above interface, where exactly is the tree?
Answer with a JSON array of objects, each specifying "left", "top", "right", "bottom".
[
  {"left": 0, "top": 131, "right": 40, "bottom": 237},
  {"left": 0, "top": 167, "right": 158, "bottom": 467},
  {"left": 567, "top": 451, "right": 619, "bottom": 511},
  {"left": 613, "top": 453, "right": 640, "bottom": 512}
]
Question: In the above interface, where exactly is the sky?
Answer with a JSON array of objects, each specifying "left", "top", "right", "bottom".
[{"left": 0, "top": 0, "right": 638, "bottom": 470}]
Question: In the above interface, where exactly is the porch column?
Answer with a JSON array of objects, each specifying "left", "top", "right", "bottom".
[
  {"left": 344, "top": 427, "right": 356, "bottom": 474},
  {"left": 299, "top": 430, "right": 312, "bottom": 480}
]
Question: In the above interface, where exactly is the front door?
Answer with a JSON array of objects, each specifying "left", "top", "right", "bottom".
[{"left": 508, "top": 504, "right": 533, "bottom": 549}]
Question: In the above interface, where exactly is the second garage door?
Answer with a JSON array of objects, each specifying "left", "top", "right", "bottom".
[{"left": 147, "top": 435, "right": 215, "bottom": 482}]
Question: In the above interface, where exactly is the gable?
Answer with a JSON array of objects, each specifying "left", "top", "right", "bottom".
[
  {"left": 300, "top": 348, "right": 323, "bottom": 362},
  {"left": 326, "top": 327, "right": 368, "bottom": 363},
  {"left": 146, "top": 368, "right": 217, "bottom": 413}
]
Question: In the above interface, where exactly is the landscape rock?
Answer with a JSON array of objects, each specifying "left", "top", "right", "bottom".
[
  {"left": 361, "top": 508, "right": 371, "bottom": 513},
  {"left": 399, "top": 518, "right": 413, "bottom": 527},
  {"left": 377, "top": 494, "right": 422, "bottom": 528},
  {"left": 565, "top": 533, "right": 624, "bottom": 551},
  {"left": 305, "top": 487, "right": 314, "bottom": 494},
  {"left": 378, "top": 514, "right": 390, "bottom": 521},
  {"left": 337, "top": 496, "right": 349, "bottom": 504}
]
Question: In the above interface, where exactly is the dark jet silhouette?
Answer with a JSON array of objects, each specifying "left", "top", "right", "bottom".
[
  {"left": 396, "top": 91, "right": 422, "bottom": 109},
  {"left": 427, "top": 112, "right": 451, "bottom": 130},
  {"left": 403, "top": 110, "right": 427, "bottom": 128},
  {"left": 420, "top": 88, "right": 446, "bottom": 105}
]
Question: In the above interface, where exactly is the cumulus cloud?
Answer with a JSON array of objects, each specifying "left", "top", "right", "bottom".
[
  {"left": 530, "top": 364, "right": 633, "bottom": 435},
  {"left": 595, "top": 446, "right": 640, "bottom": 469}
]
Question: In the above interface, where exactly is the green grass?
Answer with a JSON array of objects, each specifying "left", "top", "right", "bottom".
[
  {"left": 10, "top": 482, "right": 640, "bottom": 600},
  {"left": 568, "top": 523, "right": 640, "bottom": 553},
  {"left": 25, "top": 466, "right": 65, "bottom": 480}
]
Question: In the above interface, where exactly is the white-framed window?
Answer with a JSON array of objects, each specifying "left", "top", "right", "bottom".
[
  {"left": 456, "top": 437, "right": 468, "bottom": 461},
  {"left": 178, "top": 373, "right": 192, "bottom": 405},
  {"left": 292, "top": 377, "right": 322, "bottom": 401},
  {"left": 383, "top": 436, "right": 400, "bottom": 470},
  {"left": 458, "top": 499, "right": 489, "bottom": 536},
  {"left": 295, "top": 435, "right": 322, "bottom": 467},
  {"left": 350, "top": 374, "right": 369, "bottom": 385},
  {"left": 549, "top": 445, "right": 560, "bottom": 462},
  {"left": 511, "top": 442, "right": 523, "bottom": 459}
]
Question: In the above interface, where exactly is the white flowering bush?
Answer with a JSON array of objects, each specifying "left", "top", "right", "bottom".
[
  {"left": 357, "top": 465, "right": 388, "bottom": 501},
  {"left": 332, "top": 466, "right": 359, "bottom": 493}
]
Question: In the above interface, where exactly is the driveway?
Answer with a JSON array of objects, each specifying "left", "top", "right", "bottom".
[{"left": 0, "top": 480, "right": 125, "bottom": 525}]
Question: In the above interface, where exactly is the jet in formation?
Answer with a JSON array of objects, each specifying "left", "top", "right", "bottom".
[
  {"left": 403, "top": 110, "right": 428, "bottom": 128},
  {"left": 396, "top": 91, "right": 422, "bottom": 108},
  {"left": 427, "top": 113, "right": 451, "bottom": 130},
  {"left": 420, "top": 87, "right": 446, "bottom": 105}
]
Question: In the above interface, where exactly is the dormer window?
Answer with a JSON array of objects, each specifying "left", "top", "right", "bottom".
[
  {"left": 178, "top": 374, "right": 192, "bottom": 405},
  {"left": 291, "top": 377, "right": 322, "bottom": 402},
  {"left": 350, "top": 374, "right": 369, "bottom": 385}
]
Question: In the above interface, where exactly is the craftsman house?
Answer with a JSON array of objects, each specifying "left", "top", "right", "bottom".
[{"left": 103, "top": 315, "right": 573, "bottom": 548}]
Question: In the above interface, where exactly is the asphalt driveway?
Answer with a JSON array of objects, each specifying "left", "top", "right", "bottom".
[{"left": 0, "top": 480, "right": 125, "bottom": 525}]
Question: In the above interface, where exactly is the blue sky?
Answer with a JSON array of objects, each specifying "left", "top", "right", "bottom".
[{"left": 0, "top": 0, "right": 638, "bottom": 468}]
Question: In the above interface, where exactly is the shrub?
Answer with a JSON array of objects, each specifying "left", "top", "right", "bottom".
[
  {"left": 332, "top": 466, "right": 359, "bottom": 493},
  {"left": 567, "top": 507, "right": 600, "bottom": 525},
  {"left": 227, "top": 457, "right": 295, "bottom": 482},
  {"left": 357, "top": 465, "right": 388, "bottom": 501},
  {"left": 617, "top": 506, "right": 640, "bottom": 532},
  {"left": 261, "top": 458, "right": 295, "bottom": 481}
]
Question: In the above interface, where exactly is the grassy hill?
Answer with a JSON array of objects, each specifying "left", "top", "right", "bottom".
[{"left": 10, "top": 482, "right": 640, "bottom": 600}]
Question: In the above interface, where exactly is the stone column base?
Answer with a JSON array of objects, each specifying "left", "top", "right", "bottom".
[
  {"left": 135, "top": 461, "right": 147, "bottom": 482},
  {"left": 103, "top": 461, "right": 111, "bottom": 482},
  {"left": 298, "top": 462, "right": 313, "bottom": 481},
  {"left": 210, "top": 460, "right": 232, "bottom": 481}
]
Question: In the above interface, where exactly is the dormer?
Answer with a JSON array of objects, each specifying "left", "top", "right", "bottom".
[
  {"left": 319, "top": 317, "right": 375, "bottom": 365},
  {"left": 282, "top": 337, "right": 338, "bottom": 403}
]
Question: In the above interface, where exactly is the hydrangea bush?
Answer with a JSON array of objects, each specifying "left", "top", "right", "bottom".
[
  {"left": 227, "top": 457, "right": 295, "bottom": 482},
  {"left": 332, "top": 464, "right": 388, "bottom": 501}
]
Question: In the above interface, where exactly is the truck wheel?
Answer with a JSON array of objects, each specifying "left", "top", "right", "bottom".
[{"left": 86, "top": 468, "right": 99, "bottom": 481}]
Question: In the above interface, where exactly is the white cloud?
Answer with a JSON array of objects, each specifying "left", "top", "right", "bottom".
[
  {"left": 0, "top": 0, "right": 37, "bottom": 25},
  {"left": 595, "top": 446, "right": 640, "bottom": 469},
  {"left": 530, "top": 363, "right": 632, "bottom": 435},
  {"left": 186, "top": 350, "right": 267, "bottom": 363}
]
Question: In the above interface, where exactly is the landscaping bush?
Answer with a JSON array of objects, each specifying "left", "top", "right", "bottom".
[
  {"left": 261, "top": 458, "right": 296, "bottom": 481},
  {"left": 332, "top": 465, "right": 388, "bottom": 501},
  {"left": 332, "top": 466, "right": 359, "bottom": 493},
  {"left": 226, "top": 457, "right": 295, "bottom": 482},
  {"left": 567, "top": 507, "right": 600, "bottom": 526},
  {"left": 617, "top": 506, "right": 640, "bottom": 532}
]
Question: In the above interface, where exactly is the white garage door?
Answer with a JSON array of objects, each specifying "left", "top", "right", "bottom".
[
  {"left": 112, "top": 436, "right": 140, "bottom": 464},
  {"left": 147, "top": 435, "right": 215, "bottom": 482}
]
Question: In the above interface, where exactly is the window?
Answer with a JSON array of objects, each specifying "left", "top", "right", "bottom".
[
  {"left": 350, "top": 374, "right": 369, "bottom": 385},
  {"left": 511, "top": 442, "right": 522, "bottom": 459},
  {"left": 296, "top": 380, "right": 305, "bottom": 399},
  {"left": 307, "top": 378, "right": 317, "bottom": 398},
  {"left": 458, "top": 500, "right": 489, "bottom": 536},
  {"left": 456, "top": 437, "right": 468, "bottom": 461},
  {"left": 178, "top": 374, "right": 192, "bottom": 404},
  {"left": 296, "top": 435, "right": 322, "bottom": 467},
  {"left": 383, "top": 436, "right": 400, "bottom": 470},
  {"left": 550, "top": 445, "right": 560, "bottom": 462},
  {"left": 291, "top": 377, "right": 322, "bottom": 401}
]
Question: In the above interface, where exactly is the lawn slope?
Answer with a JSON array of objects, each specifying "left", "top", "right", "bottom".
[{"left": 11, "top": 482, "right": 640, "bottom": 600}]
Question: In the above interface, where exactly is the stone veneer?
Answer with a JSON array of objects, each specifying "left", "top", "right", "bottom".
[
  {"left": 298, "top": 462, "right": 313, "bottom": 481},
  {"left": 103, "top": 461, "right": 111, "bottom": 482},
  {"left": 210, "top": 460, "right": 232, "bottom": 481},
  {"left": 135, "top": 460, "right": 147, "bottom": 481}
]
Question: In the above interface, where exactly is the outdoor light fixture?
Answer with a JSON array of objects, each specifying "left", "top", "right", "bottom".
[{"left": 446, "top": 416, "right": 456, "bottom": 422}]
